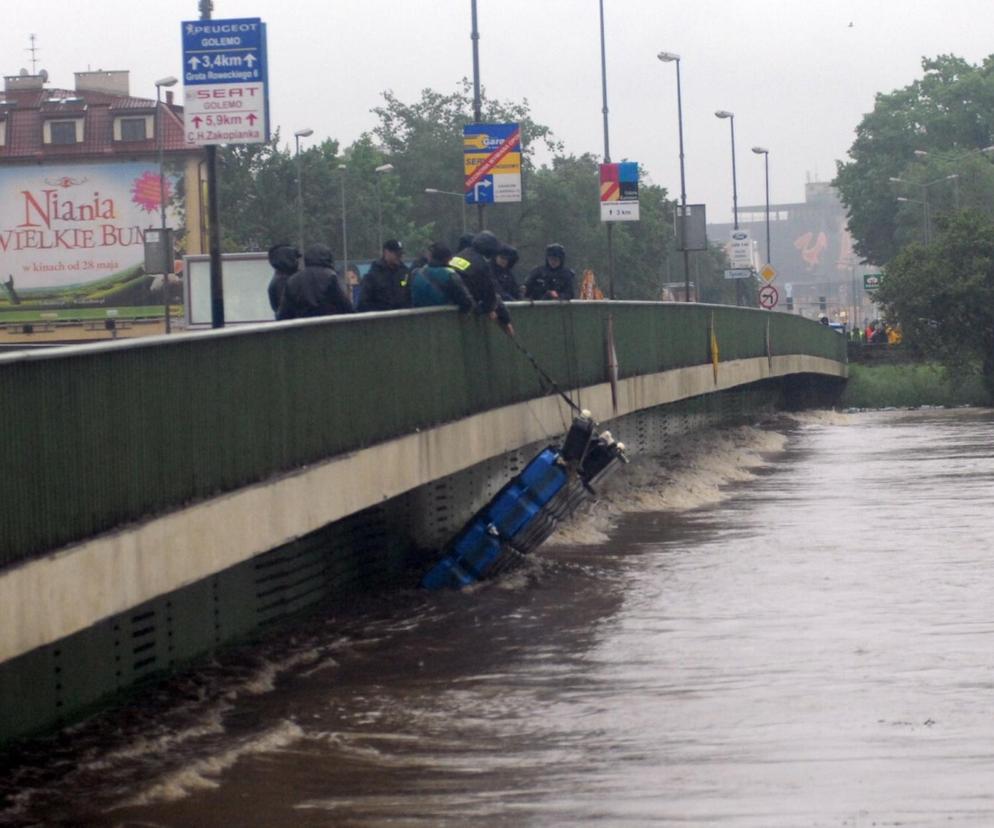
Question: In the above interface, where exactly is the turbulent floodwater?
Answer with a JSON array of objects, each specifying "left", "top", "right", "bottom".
[{"left": 3, "top": 408, "right": 994, "bottom": 827}]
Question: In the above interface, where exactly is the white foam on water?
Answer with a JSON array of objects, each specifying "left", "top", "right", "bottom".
[
  {"left": 548, "top": 424, "right": 789, "bottom": 546},
  {"left": 85, "top": 702, "right": 230, "bottom": 769},
  {"left": 784, "top": 409, "right": 853, "bottom": 426},
  {"left": 111, "top": 720, "right": 304, "bottom": 809},
  {"left": 229, "top": 648, "right": 329, "bottom": 698}
]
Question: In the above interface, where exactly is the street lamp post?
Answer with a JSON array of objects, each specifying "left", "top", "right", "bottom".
[
  {"left": 599, "top": 0, "right": 615, "bottom": 299},
  {"left": 470, "top": 0, "right": 484, "bottom": 231},
  {"left": 294, "top": 128, "right": 313, "bottom": 251},
  {"left": 374, "top": 163, "right": 394, "bottom": 252},
  {"left": 424, "top": 188, "right": 467, "bottom": 235},
  {"left": 155, "top": 75, "right": 178, "bottom": 334},
  {"left": 715, "top": 110, "right": 741, "bottom": 304},
  {"left": 658, "top": 51, "right": 691, "bottom": 302},
  {"left": 891, "top": 173, "right": 958, "bottom": 244},
  {"left": 338, "top": 164, "right": 349, "bottom": 279},
  {"left": 752, "top": 146, "right": 771, "bottom": 266},
  {"left": 895, "top": 195, "right": 928, "bottom": 244},
  {"left": 714, "top": 111, "right": 739, "bottom": 229}
]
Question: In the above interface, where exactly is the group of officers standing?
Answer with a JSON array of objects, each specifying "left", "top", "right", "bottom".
[{"left": 267, "top": 231, "right": 578, "bottom": 335}]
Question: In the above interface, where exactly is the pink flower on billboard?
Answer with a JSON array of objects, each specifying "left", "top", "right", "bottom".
[{"left": 131, "top": 171, "right": 170, "bottom": 213}]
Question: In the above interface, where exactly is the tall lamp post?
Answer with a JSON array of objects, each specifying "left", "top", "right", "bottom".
[
  {"left": 338, "top": 164, "right": 349, "bottom": 279},
  {"left": 895, "top": 195, "right": 928, "bottom": 244},
  {"left": 890, "top": 173, "right": 958, "bottom": 244},
  {"left": 715, "top": 110, "right": 740, "bottom": 304},
  {"left": 658, "top": 51, "right": 691, "bottom": 302},
  {"left": 424, "top": 188, "right": 467, "bottom": 235},
  {"left": 294, "top": 128, "right": 313, "bottom": 251},
  {"left": 374, "top": 163, "right": 394, "bottom": 252},
  {"left": 598, "top": 0, "right": 615, "bottom": 299},
  {"left": 155, "top": 75, "right": 178, "bottom": 333},
  {"left": 752, "top": 146, "right": 771, "bottom": 266}
]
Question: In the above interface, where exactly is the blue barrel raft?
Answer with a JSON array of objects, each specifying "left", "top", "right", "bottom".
[{"left": 422, "top": 415, "right": 628, "bottom": 590}]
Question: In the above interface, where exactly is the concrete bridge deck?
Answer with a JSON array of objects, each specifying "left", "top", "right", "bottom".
[{"left": 0, "top": 301, "right": 846, "bottom": 744}]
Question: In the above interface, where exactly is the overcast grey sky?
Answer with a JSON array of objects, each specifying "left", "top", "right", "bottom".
[{"left": 5, "top": 0, "right": 994, "bottom": 223}]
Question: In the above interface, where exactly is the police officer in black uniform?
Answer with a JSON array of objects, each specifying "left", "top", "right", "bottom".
[
  {"left": 525, "top": 242, "right": 576, "bottom": 300},
  {"left": 450, "top": 231, "right": 514, "bottom": 334}
]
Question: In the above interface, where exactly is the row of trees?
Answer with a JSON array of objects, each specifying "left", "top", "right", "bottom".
[
  {"left": 834, "top": 55, "right": 994, "bottom": 400},
  {"left": 217, "top": 81, "right": 748, "bottom": 304}
]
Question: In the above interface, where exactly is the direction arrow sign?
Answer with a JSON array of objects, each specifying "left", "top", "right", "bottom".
[
  {"left": 182, "top": 17, "right": 269, "bottom": 146},
  {"left": 464, "top": 123, "right": 522, "bottom": 203}
]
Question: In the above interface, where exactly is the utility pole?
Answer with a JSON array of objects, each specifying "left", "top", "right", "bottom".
[
  {"left": 598, "top": 0, "right": 615, "bottom": 299},
  {"left": 471, "top": 0, "right": 484, "bottom": 232},
  {"left": 200, "top": 0, "right": 224, "bottom": 328}
]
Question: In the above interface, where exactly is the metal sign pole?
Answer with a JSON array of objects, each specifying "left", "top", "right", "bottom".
[
  {"left": 471, "top": 0, "right": 484, "bottom": 231},
  {"left": 598, "top": 0, "right": 615, "bottom": 300},
  {"left": 199, "top": 0, "right": 224, "bottom": 328}
]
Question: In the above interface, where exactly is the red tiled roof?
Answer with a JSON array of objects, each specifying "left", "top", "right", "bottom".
[{"left": 0, "top": 86, "right": 199, "bottom": 162}]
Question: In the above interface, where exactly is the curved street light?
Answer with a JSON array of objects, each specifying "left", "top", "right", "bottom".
[
  {"left": 294, "top": 128, "right": 314, "bottom": 251},
  {"left": 155, "top": 76, "right": 178, "bottom": 334},
  {"left": 374, "top": 164, "right": 395, "bottom": 252},
  {"left": 715, "top": 110, "right": 742, "bottom": 304},
  {"left": 752, "top": 147, "right": 771, "bottom": 267},
  {"left": 658, "top": 51, "right": 691, "bottom": 301}
]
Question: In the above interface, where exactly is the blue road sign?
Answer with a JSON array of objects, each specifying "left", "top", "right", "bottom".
[
  {"left": 181, "top": 18, "right": 269, "bottom": 145},
  {"left": 467, "top": 175, "right": 495, "bottom": 204},
  {"left": 182, "top": 18, "right": 266, "bottom": 86}
]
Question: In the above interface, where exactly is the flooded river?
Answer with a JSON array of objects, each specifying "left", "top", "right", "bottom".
[{"left": 2, "top": 408, "right": 993, "bottom": 827}]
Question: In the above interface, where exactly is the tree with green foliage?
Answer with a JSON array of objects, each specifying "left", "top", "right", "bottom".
[
  {"left": 215, "top": 81, "right": 739, "bottom": 303},
  {"left": 835, "top": 54, "right": 994, "bottom": 266},
  {"left": 876, "top": 210, "right": 994, "bottom": 402}
]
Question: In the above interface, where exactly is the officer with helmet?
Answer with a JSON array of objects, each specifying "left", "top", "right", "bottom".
[
  {"left": 450, "top": 231, "right": 514, "bottom": 334},
  {"left": 525, "top": 243, "right": 576, "bottom": 300}
]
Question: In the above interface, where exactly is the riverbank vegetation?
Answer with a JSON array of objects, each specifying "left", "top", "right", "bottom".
[{"left": 840, "top": 362, "right": 989, "bottom": 409}]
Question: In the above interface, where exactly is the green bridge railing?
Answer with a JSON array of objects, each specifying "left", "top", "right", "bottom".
[{"left": 0, "top": 302, "right": 845, "bottom": 569}]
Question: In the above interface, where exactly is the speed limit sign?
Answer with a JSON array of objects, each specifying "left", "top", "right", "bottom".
[{"left": 759, "top": 284, "right": 779, "bottom": 309}]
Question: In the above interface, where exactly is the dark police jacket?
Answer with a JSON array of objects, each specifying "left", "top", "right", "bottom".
[
  {"left": 450, "top": 247, "right": 511, "bottom": 326},
  {"left": 358, "top": 258, "right": 411, "bottom": 312},
  {"left": 525, "top": 265, "right": 576, "bottom": 300},
  {"left": 276, "top": 244, "right": 353, "bottom": 319},
  {"left": 277, "top": 265, "right": 354, "bottom": 319}
]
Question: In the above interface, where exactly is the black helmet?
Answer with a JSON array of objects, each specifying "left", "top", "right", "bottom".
[
  {"left": 471, "top": 230, "right": 501, "bottom": 257},
  {"left": 545, "top": 243, "right": 566, "bottom": 260},
  {"left": 456, "top": 233, "right": 475, "bottom": 252}
]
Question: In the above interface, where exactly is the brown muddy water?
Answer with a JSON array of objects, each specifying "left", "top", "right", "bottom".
[{"left": 2, "top": 408, "right": 993, "bottom": 827}]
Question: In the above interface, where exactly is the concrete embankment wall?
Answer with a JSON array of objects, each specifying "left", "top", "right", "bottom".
[{"left": 0, "top": 302, "right": 846, "bottom": 745}]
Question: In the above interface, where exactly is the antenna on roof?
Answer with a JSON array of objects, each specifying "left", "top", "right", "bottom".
[
  {"left": 27, "top": 34, "right": 40, "bottom": 74},
  {"left": 39, "top": 68, "right": 49, "bottom": 83}
]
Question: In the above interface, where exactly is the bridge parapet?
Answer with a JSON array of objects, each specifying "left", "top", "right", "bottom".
[{"left": 0, "top": 302, "right": 845, "bottom": 572}]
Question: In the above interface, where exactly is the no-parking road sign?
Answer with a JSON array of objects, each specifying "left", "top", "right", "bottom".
[{"left": 759, "top": 284, "right": 779, "bottom": 309}]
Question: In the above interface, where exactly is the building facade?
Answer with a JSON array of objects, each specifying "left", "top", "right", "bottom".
[
  {"left": 0, "top": 70, "right": 203, "bottom": 341},
  {"left": 709, "top": 182, "right": 876, "bottom": 326}
]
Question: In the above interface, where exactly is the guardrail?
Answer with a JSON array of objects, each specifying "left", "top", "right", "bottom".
[{"left": 0, "top": 302, "right": 845, "bottom": 569}]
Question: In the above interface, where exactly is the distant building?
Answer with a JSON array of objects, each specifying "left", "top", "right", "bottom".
[
  {"left": 709, "top": 181, "right": 875, "bottom": 323},
  {"left": 0, "top": 69, "right": 204, "bottom": 339}
]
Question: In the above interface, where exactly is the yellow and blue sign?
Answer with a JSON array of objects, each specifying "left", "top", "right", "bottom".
[{"left": 463, "top": 123, "right": 522, "bottom": 204}]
